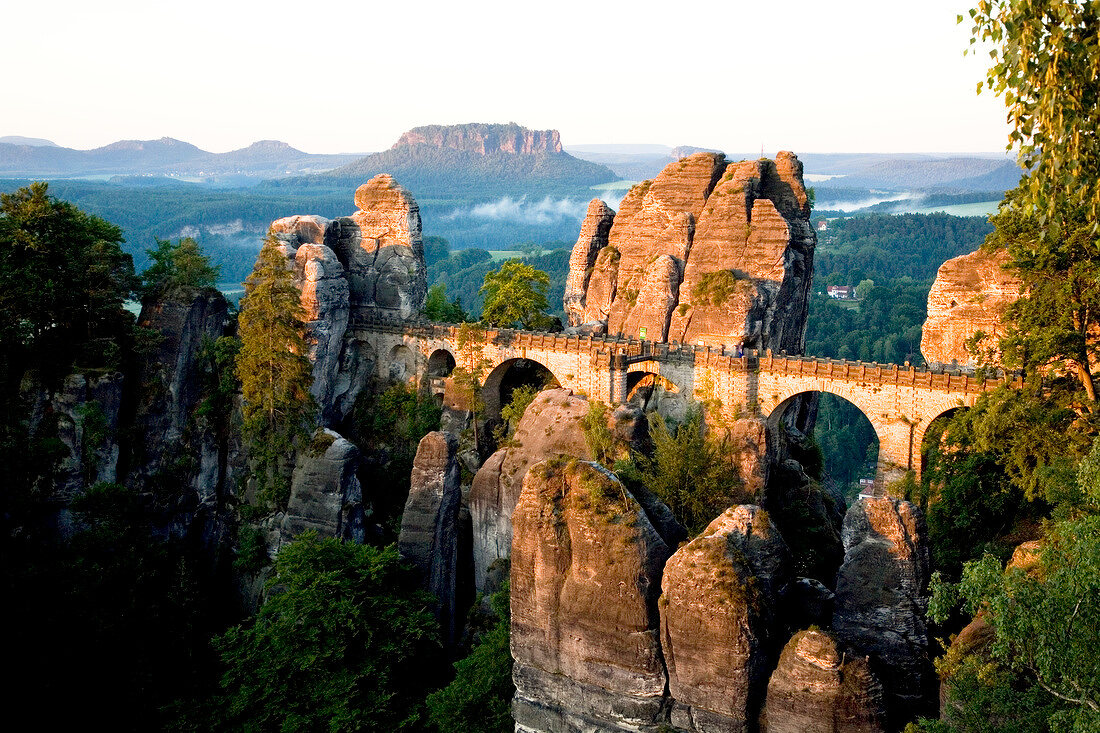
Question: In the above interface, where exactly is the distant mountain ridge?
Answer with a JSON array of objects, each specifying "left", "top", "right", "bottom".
[
  {"left": 0, "top": 137, "right": 362, "bottom": 179},
  {"left": 394, "top": 122, "right": 562, "bottom": 156}
]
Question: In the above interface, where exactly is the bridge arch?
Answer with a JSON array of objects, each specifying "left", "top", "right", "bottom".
[
  {"left": 481, "top": 357, "right": 563, "bottom": 422},
  {"left": 767, "top": 390, "right": 881, "bottom": 498},
  {"left": 388, "top": 344, "right": 416, "bottom": 382},
  {"left": 426, "top": 348, "right": 456, "bottom": 377},
  {"left": 625, "top": 370, "right": 687, "bottom": 421}
]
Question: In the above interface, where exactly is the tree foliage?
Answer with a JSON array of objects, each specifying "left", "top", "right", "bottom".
[
  {"left": 965, "top": 0, "right": 1100, "bottom": 233},
  {"left": 636, "top": 405, "right": 746, "bottom": 535},
  {"left": 424, "top": 283, "right": 469, "bottom": 323},
  {"left": 426, "top": 584, "right": 514, "bottom": 733},
  {"left": 141, "top": 236, "right": 220, "bottom": 297},
  {"left": 212, "top": 533, "right": 442, "bottom": 732},
  {"left": 479, "top": 260, "right": 552, "bottom": 330},
  {"left": 236, "top": 236, "right": 315, "bottom": 510},
  {"left": 929, "top": 516, "right": 1100, "bottom": 730},
  {"left": 0, "top": 182, "right": 137, "bottom": 384}
]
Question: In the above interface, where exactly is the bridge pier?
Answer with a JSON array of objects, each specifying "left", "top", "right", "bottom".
[{"left": 609, "top": 354, "right": 629, "bottom": 405}]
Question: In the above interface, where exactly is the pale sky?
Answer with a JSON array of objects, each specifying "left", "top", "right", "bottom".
[{"left": 2, "top": 0, "right": 1011, "bottom": 155}]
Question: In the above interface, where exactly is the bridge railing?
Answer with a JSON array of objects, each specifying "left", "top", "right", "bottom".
[{"left": 348, "top": 314, "right": 1021, "bottom": 393}]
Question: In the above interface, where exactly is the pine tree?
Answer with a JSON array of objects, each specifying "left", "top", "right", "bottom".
[{"left": 236, "top": 235, "right": 315, "bottom": 510}]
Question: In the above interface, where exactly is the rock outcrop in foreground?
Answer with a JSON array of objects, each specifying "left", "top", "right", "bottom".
[
  {"left": 921, "top": 247, "right": 1021, "bottom": 369},
  {"left": 511, "top": 459, "right": 671, "bottom": 732},
  {"left": 832, "top": 497, "right": 932, "bottom": 726},
  {"left": 469, "top": 388, "right": 652, "bottom": 591},
  {"left": 564, "top": 151, "right": 816, "bottom": 351},
  {"left": 398, "top": 431, "right": 462, "bottom": 644},
  {"left": 661, "top": 506, "right": 791, "bottom": 732},
  {"left": 764, "top": 628, "right": 887, "bottom": 733},
  {"left": 266, "top": 175, "right": 427, "bottom": 424}
]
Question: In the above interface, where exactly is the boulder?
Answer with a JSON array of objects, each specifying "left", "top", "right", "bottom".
[
  {"left": 921, "top": 247, "right": 1021, "bottom": 369},
  {"left": 763, "top": 628, "right": 887, "bottom": 733},
  {"left": 398, "top": 431, "right": 462, "bottom": 644},
  {"left": 564, "top": 199, "right": 615, "bottom": 327},
  {"left": 511, "top": 458, "right": 671, "bottom": 732},
  {"left": 468, "top": 388, "right": 650, "bottom": 591},
  {"left": 279, "top": 429, "right": 364, "bottom": 544},
  {"left": 661, "top": 506, "right": 791, "bottom": 732},
  {"left": 832, "top": 497, "right": 932, "bottom": 726}
]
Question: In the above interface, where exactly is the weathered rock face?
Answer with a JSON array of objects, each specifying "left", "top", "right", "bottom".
[
  {"left": 129, "top": 287, "right": 232, "bottom": 515},
  {"left": 832, "top": 497, "right": 932, "bottom": 726},
  {"left": 563, "top": 199, "right": 615, "bottom": 326},
  {"left": 568, "top": 151, "right": 816, "bottom": 351},
  {"left": 921, "top": 247, "right": 1021, "bottom": 369},
  {"left": 661, "top": 506, "right": 791, "bottom": 732},
  {"left": 468, "top": 388, "right": 650, "bottom": 591},
  {"left": 265, "top": 176, "right": 427, "bottom": 424},
  {"left": 49, "top": 371, "right": 125, "bottom": 502},
  {"left": 279, "top": 429, "right": 364, "bottom": 544},
  {"left": 511, "top": 459, "right": 671, "bottom": 732},
  {"left": 398, "top": 431, "right": 462, "bottom": 644},
  {"left": 763, "top": 629, "right": 887, "bottom": 733},
  {"left": 394, "top": 123, "right": 563, "bottom": 155}
]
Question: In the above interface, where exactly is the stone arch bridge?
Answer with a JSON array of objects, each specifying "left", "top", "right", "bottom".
[{"left": 351, "top": 316, "right": 1020, "bottom": 484}]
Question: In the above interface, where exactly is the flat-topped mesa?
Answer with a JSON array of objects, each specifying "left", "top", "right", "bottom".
[
  {"left": 567, "top": 151, "right": 815, "bottom": 351},
  {"left": 920, "top": 247, "right": 1021, "bottom": 370},
  {"left": 394, "top": 122, "right": 562, "bottom": 155}
]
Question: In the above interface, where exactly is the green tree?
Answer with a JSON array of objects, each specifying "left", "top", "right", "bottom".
[
  {"left": 236, "top": 236, "right": 315, "bottom": 510},
  {"left": 212, "top": 533, "right": 442, "bottom": 732},
  {"left": 929, "top": 516, "right": 1100, "bottom": 730},
  {"left": 141, "top": 236, "right": 220, "bottom": 297},
  {"left": 425, "top": 283, "right": 469, "bottom": 323},
  {"left": 964, "top": 0, "right": 1100, "bottom": 233},
  {"left": 637, "top": 405, "right": 746, "bottom": 535},
  {"left": 426, "top": 584, "right": 514, "bottom": 733},
  {"left": 0, "top": 182, "right": 137, "bottom": 384},
  {"left": 479, "top": 260, "right": 552, "bottom": 330}
]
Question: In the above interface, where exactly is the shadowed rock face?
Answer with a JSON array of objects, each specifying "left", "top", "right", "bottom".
[
  {"left": 568, "top": 151, "right": 815, "bottom": 351},
  {"left": 832, "top": 497, "right": 932, "bottom": 727},
  {"left": 279, "top": 429, "right": 364, "bottom": 545},
  {"left": 511, "top": 459, "right": 671, "bottom": 732},
  {"left": 661, "top": 506, "right": 791, "bottom": 732},
  {"left": 264, "top": 176, "right": 427, "bottom": 424},
  {"left": 764, "top": 628, "right": 887, "bottom": 733},
  {"left": 921, "top": 247, "right": 1021, "bottom": 369},
  {"left": 398, "top": 431, "right": 462, "bottom": 645}
]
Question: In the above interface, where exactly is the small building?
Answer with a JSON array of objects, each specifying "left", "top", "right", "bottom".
[
  {"left": 816, "top": 220, "right": 829, "bottom": 231},
  {"left": 827, "top": 285, "right": 854, "bottom": 299}
]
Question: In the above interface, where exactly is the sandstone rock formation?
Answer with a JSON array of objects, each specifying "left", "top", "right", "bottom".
[
  {"left": 764, "top": 628, "right": 887, "bottom": 733},
  {"left": 48, "top": 371, "right": 125, "bottom": 502},
  {"left": 398, "top": 431, "right": 462, "bottom": 644},
  {"left": 279, "top": 429, "right": 364, "bottom": 544},
  {"left": 832, "top": 497, "right": 931, "bottom": 726},
  {"left": 265, "top": 176, "right": 427, "bottom": 424},
  {"left": 511, "top": 458, "right": 671, "bottom": 732},
  {"left": 568, "top": 151, "right": 816, "bottom": 352},
  {"left": 468, "top": 388, "right": 652, "bottom": 591},
  {"left": 661, "top": 506, "right": 791, "bottom": 732},
  {"left": 394, "top": 122, "right": 562, "bottom": 155},
  {"left": 563, "top": 199, "right": 615, "bottom": 326},
  {"left": 921, "top": 247, "right": 1021, "bottom": 369},
  {"left": 129, "top": 287, "right": 230, "bottom": 496}
]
